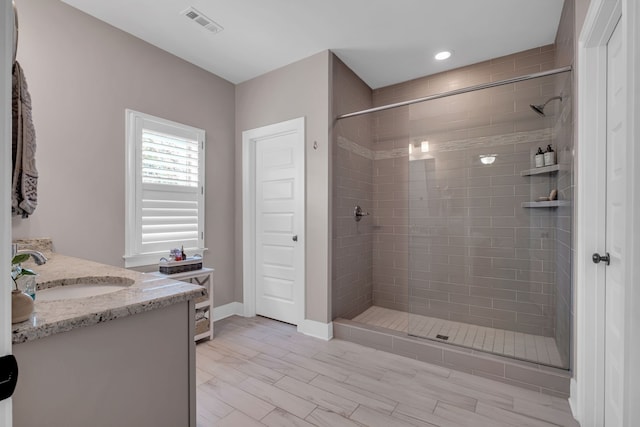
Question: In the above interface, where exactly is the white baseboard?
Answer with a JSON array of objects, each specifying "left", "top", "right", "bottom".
[
  {"left": 217, "top": 303, "right": 332, "bottom": 340},
  {"left": 212, "top": 302, "right": 245, "bottom": 322},
  {"left": 297, "top": 319, "right": 333, "bottom": 341},
  {"left": 569, "top": 378, "right": 579, "bottom": 424}
]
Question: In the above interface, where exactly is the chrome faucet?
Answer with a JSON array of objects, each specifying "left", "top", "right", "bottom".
[{"left": 11, "top": 243, "right": 47, "bottom": 265}]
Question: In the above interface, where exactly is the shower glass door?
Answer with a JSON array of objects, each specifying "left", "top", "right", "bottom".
[{"left": 407, "top": 72, "right": 572, "bottom": 369}]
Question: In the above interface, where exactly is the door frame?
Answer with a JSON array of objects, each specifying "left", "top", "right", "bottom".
[
  {"left": 1, "top": 0, "right": 14, "bottom": 423},
  {"left": 242, "top": 117, "right": 306, "bottom": 325},
  {"left": 574, "top": 0, "right": 640, "bottom": 425}
]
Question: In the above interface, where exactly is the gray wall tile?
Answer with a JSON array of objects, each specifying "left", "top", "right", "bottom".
[{"left": 333, "top": 40, "right": 572, "bottom": 368}]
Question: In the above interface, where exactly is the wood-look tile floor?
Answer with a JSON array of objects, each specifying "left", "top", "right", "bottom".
[
  {"left": 352, "top": 306, "right": 565, "bottom": 368},
  {"left": 196, "top": 315, "right": 579, "bottom": 427}
]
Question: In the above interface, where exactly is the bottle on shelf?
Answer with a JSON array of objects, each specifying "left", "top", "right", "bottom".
[
  {"left": 544, "top": 144, "right": 556, "bottom": 166},
  {"left": 535, "top": 147, "right": 545, "bottom": 168}
]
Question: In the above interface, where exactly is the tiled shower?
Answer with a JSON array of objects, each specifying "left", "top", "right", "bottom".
[{"left": 332, "top": 44, "right": 573, "bottom": 370}]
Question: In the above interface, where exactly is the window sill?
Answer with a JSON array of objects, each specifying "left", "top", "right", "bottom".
[{"left": 123, "top": 248, "right": 208, "bottom": 269}]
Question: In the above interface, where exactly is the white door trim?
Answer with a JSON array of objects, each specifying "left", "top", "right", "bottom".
[
  {"left": 574, "top": 0, "right": 640, "bottom": 425},
  {"left": 1, "top": 0, "right": 14, "bottom": 422},
  {"left": 242, "top": 117, "right": 306, "bottom": 325}
]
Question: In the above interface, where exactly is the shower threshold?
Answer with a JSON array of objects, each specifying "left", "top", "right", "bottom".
[{"left": 352, "top": 306, "right": 564, "bottom": 368}]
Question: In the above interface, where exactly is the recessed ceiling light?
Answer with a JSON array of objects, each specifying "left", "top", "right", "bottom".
[{"left": 435, "top": 51, "right": 452, "bottom": 61}]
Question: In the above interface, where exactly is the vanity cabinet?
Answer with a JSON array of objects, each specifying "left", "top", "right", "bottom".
[
  {"left": 10, "top": 247, "right": 204, "bottom": 427},
  {"left": 13, "top": 302, "right": 196, "bottom": 427},
  {"left": 150, "top": 268, "right": 214, "bottom": 341}
]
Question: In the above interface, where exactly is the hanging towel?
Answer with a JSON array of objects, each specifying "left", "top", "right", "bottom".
[{"left": 11, "top": 61, "right": 38, "bottom": 218}]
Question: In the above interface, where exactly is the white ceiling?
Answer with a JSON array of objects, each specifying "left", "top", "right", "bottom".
[{"left": 60, "top": 0, "right": 565, "bottom": 89}]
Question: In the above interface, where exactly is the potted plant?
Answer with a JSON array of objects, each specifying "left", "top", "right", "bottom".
[{"left": 11, "top": 253, "right": 36, "bottom": 323}]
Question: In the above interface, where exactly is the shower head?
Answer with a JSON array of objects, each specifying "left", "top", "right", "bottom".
[{"left": 529, "top": 96, "right": 563, "bottom": 117}]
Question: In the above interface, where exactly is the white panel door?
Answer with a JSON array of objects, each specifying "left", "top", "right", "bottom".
[
  {"left": 253, "top": 119, "right": 305, "bottom": 325},
  {"left": 604, "top": 18, "right": 625, "bottom": 427}
]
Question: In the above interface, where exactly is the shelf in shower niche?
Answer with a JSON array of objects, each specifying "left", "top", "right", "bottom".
[
  {"left": 522, "top": 201, "right": 571, "bottom": 208},
  {"left": 520, "top": 164, "right": 561, "bottom": 176}
]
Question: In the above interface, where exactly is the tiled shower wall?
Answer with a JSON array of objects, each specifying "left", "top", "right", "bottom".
[
  {"left": 369, "top": 45, "right": 573, "bottom": 342},
  {"left": 371, "top": 120, "right": 411, "bottom": 312},
  {"left": 332, "top": 40, "right": 574, "bottom": 367},
  {"left": 331, "top": 57, "right": 374, "bottom": 319},
  {"left": 406, "top": 132, "right": 558, "bottom": 337},
  {"left": 553, "top": 0, "right": 576, "bottom": 368}
]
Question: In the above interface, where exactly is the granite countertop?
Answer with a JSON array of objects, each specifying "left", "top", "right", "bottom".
[{"left": 11, "top": 240, "right": 205, "bottom": 344}]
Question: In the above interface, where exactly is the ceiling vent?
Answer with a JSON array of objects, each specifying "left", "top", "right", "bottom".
[{"left": 181, "top": 7, "right": 223, "bottom": 34}]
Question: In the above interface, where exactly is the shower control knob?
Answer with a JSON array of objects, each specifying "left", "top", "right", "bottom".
[
  {"left": 353, "top": 205, "right": 370, "bottom": 222},
  {"left": 292, "top": 235, "right": 298, "bottom": 242},
  {"left": 592, "top": 252, "right": 610, "bottom": 265}
]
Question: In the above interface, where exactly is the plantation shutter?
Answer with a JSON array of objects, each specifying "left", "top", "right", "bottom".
[
  {"left": 140, "top": 129, "right": 202, "bottom": 254},
  {"left": 125, "top": 110, "right": 205, "bottom": 267}
]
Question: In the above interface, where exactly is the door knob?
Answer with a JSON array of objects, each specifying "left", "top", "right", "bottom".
[
  {"left": 292, "top": 235, "right": 298, "bottom": 242},
  {"left": 592, "top": 252, "right": 610, "bottom": 265}
]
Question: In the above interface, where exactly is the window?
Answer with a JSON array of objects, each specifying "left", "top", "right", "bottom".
[{"left": 124, "top": 110, "right": 205, "bottom": 267}]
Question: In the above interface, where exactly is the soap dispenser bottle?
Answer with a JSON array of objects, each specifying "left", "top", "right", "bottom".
[
  {"left": 535, "top": 147, "right": 545, "bottom": 168},
  {"left": 544, "top": 145, "right": 556, "bottom": 166}
]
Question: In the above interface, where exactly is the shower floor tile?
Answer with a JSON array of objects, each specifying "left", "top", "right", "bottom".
[{"left": 352, "top": 306, "right": 564, "bottom": 367}]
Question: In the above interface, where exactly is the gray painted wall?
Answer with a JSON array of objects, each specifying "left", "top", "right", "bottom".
[
  {"left": 235, "top": 51, "right": 331, "bottom": 323},
  {"left": 11, "top": 0, "right": 237, "bottom": 307}
]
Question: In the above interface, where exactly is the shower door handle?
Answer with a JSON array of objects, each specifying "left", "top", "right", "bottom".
[{"left": 592, "top": 252, "right": 610, "bottom": 265}]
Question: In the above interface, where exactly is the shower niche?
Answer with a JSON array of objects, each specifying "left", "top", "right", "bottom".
[{"left": 520, "top": 165, "right": 569, "bottom": 208}]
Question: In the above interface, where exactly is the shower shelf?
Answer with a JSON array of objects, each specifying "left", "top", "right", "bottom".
[
  {"left": 520, "top": 164, "right": 561, "bottom": 176},
  {"left": 522, "top": 201, "right": 570, "bottom": 208}
]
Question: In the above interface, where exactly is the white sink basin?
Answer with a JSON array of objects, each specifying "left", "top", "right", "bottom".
[{"left": 37, "top": 278, "right": 134, "bottom": 302}]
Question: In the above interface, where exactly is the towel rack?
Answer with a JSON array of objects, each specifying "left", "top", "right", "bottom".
[{"left": 12, "top": 0, "right": 18, "bottom": 65}]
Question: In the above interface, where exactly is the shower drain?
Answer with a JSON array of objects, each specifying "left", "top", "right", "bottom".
[{"left": 435, "top": 334, "right": 449, "bottom": 340}]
